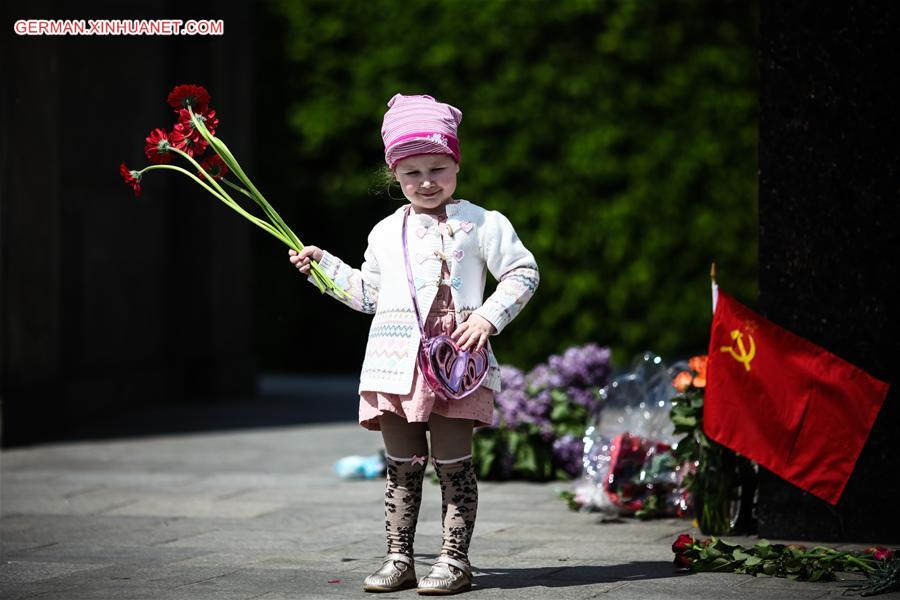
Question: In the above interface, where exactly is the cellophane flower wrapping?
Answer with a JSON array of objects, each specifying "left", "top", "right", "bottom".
[{"left": 570, "top": 352, "right": 694, "bottom": 517}]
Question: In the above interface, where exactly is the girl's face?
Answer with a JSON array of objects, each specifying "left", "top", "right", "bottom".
[{"left": 393, "top": 154, "right": 459, "bottom": 215}]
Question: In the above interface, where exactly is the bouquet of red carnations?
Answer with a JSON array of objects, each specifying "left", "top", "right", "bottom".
[{"left": 120, "top": 83, "right": 348, "bottom": 300}]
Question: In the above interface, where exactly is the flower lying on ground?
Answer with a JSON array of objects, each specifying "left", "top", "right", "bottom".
[
  {"left": 866, "top": 547, "right": 895, "bottom": 562},
  {"left": 672, "top": 534, "right": 900, "bottom": 596}
]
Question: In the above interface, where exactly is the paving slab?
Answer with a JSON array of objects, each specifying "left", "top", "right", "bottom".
[{"left": 2, "top": 420, "right": 898, "bottom": 599}]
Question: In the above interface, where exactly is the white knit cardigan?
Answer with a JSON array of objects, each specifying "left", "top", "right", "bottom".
[{"left": 309, "top": 199, "right": 540, "bottom": 395}]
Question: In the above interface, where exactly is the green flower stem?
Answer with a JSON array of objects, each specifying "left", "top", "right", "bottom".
[
  {"left": 187, "top": 110, "right": 271, "bottom": 215},
  {"left": 803, "top": 547, "right": 875, "bottom": 572},
  {"left": 221, "top": 177, "right": 256, "bottom": 202},
  {"left": 188, "top": 108, "right": 301, "bottom": 249},
  {"left": 842, "top": 554, "right": 877, "bottom": 573},
  {"left": 169, "top": 146, "right": 243, "bottom": 217},
  {"left": 182, "top": 108, "right": 349, "bottom": 300},
  {"left": 220, "top": 177, "right": 294, "bottom": 244},
  {"left": 139, "top": 164, "right": 286, "bottom": 246},
  {"left": 211, "top": 135, "right": 300, "bottom": 248},
  {"left": 220, "top": 177, "right": 306, "bottom": 253},
  {"left": 220, "top": 177, "right": 310, "bottom": 253},
  {"left": 164, "top": 147, "right": 285, "bottom": 244}
]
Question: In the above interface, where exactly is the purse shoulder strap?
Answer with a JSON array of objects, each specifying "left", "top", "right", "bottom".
[{"left": 401, "top": 206, "right": 428, "bottom": 339}]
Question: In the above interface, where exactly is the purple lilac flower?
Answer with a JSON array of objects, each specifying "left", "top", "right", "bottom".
[
  {"left": 499, "top": 365, "right": 526, "bottom": 391},
  {"left": 495, "top": 387, "right": 529, "bottom": 428},
  {"left": 537, "top": 423, "right": 555, "bottom": 443},
  {"left": 549, "top": 343, "right": 612, "bottom": 389},
  {"left": 496, "top": 364, "right": 555, "bottom": 429},
  {"left": 496, "top": 343, "right": 611, "bottom": 460},
  {"left": 489, "top": 407, "right": 502, "bottom": 428},
  {"left": 495, "top": 365, "right": 530, "bottom": 428},
  {"left": 525, "top": 363, "right": 563, "bottom": 393},
  {"left": 524, "top": 389, "right": 553, "bottom": 426},
  {"left": 552, "top": 434, "right": 585, "bottom": 478},
  {"left": 566, "top": 386, "right": 599, "bottom": 411}
]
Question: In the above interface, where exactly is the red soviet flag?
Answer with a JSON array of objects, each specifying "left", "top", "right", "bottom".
[{"left": 704, "top": 289, "right": 890, "bottom": 505}]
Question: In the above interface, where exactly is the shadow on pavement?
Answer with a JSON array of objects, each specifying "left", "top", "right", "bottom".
[{"left": 470, "top": 561, "right": 687, "bottom": 590}]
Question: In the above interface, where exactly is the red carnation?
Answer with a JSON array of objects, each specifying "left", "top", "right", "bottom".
[
  {"left": 177, "top": 107, "right": 219, "bottom": 139},
  {"left": 167, "top": 84, "right": 210, "bottom": 112},
  {"left": 170, "top": 122, "right": 209, "bottom": 158},
  {"left": 199, "top": 154, "right": 229, "bottom": 181},
  {"left": 144, "top": 128, "right": 174, "bottom": 164},
  {"left": 119, "top": 162, "right": 142, "bottom": 197},
  {"left": 672, "top": 534, "right": 695, "bottom": 554}
]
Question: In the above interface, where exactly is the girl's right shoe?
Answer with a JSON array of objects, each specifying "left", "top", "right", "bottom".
[{"left": 363, "top": 553, "right": 417, "bottom": 593}]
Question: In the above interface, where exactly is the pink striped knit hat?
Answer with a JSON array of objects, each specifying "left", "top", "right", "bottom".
[{"left": 382, "top": 93, "right": 463, "bottom": 170}]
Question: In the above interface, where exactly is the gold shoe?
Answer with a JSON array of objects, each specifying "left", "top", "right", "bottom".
[
  {"left": 364, "top": 553, "right": 417, "bottom": 593},
  {"left": 417, "top": 555, "right": 472, "bottom": 595}
]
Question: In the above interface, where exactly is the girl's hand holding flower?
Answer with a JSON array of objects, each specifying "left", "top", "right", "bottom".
[
  {"left": 452, "top": 314, "right": 496, "bottom": 352},
  {"left": 289, "top": 246, "right": 323, "bottom": 275}
]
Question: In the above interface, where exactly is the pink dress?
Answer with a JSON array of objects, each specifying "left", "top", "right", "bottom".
[{"left": 359, "top": 213, "right": 495, "bottom": 431}]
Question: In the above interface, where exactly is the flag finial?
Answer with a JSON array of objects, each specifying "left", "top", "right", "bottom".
[{"left": 710, "top": 262, "right": 717, "bottom": 283}]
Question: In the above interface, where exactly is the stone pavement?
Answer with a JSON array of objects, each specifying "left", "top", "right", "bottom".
[{"left": 1, "top": 418, "right": 896, "bottom": 600}]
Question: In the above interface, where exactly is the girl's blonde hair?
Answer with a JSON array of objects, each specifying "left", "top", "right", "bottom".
[{"left": 370, "top": 164, "right": 404, "bottom": 202}]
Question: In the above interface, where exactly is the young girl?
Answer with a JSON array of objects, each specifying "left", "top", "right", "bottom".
[{"left": 289, "top": 93, "right": 539, "bottom": 594}]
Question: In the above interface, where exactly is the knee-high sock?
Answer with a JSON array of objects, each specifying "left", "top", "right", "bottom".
[
  {"left": 384, "top": 454, "right": 427, "bottom": 557},
  {"left": 432, "top": 455, "right": 478, "bottom": 563}
]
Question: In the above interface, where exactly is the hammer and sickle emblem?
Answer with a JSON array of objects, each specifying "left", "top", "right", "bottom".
[{"left": 720, "top": 329, "right": 756, "bottom": 371}]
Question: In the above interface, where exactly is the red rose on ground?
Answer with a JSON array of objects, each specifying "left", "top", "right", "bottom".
[
  {"left": 144, "top": 128, "right": 174, "bottom": 164},
  {"left": 167, "top": 84, "right": 211, "bottom": 112},
  {"left": 673, "top": 552, "right": 692, "bottom": 568},
  {"left": 865, "top": 546, "right": 894, "bottom": 561},
  {"left": 119, "top": 163, "right": 141, "bottom": 197},
  {"left": 672, "top": 533, "right": 695, "bottom": 554}
]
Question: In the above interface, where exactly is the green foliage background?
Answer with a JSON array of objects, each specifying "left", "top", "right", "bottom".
[{"left": 255, "top": 0, "right": 758, "bottom": 372}]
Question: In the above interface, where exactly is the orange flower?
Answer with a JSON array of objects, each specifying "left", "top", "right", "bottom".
[
  {"left": 689, "top": 355, "right": 708, "bottom": 376},
  {"left": 673, "top": 371, "right": 693, "bottom": 393},
  {"left": 689, "top": 355, "right": 708, "bottom": 388}
]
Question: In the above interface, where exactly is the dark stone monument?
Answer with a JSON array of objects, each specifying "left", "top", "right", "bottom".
[
  {"left": 1, "top": 2, "right": 257, "bottom": 446},
  {"left": 758, "top": 1, "right": 899, "bottom": 541}
]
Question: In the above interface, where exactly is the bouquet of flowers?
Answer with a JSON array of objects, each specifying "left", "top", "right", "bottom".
[
  {"left": 670, "top": 355, "right": 756, "bottom": 534},
  {"left": 602, "top": 432, "right": 686, "bottom": 517},
  {"left": 562, "top": 352, "right": 692, "bottom": 518},
  {"left": 119, "top": 83, "right": 349, "bottom": 300},
  {"left": 472, "top": 343, "right": 612, "bottom": 481}
]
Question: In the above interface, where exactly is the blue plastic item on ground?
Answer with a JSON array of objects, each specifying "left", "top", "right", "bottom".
[{"left": 333, "top": 454, "right": 385, "bottom": 479}]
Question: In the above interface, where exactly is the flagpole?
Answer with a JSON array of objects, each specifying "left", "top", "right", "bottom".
[{"left": 711, "top": 262, "right": 718, "bottom": 314}]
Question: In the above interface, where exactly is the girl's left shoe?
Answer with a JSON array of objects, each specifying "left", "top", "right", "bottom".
[{"left": 416, "top": 555, "right": 472, "bottom": 595}]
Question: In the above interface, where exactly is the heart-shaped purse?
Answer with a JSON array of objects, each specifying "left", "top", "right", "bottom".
[{"left": 402, "top": 207, "right": 489, "bottom": 401}]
